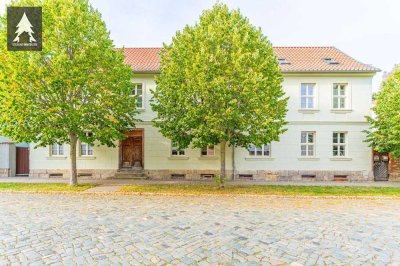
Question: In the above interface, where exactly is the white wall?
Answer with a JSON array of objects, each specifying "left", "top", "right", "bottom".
[
  {"left": 29, "top": 73, "right": 374, "bottom": 175},
  {"left": 283, "top": 74, "right": 373, "bottom": 121},
  {"left": 30, "top": 142, "right": 119, "bottom": 170},
  {"left": 235, "top": 123, "right": 371, "bottom": 173}
]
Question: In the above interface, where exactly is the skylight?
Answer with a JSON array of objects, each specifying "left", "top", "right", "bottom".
[
  {"left": 277, "top": 58, "right": 290, "bottom": 65},
  {"left": 323, "top": 58, "right": 339, "bottom": 64}
]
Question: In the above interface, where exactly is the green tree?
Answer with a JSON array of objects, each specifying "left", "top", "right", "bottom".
[
  {"left": 152, "top": 4, "right": 288, "bottom": 186},
  {"left": 0, "top": 0, "right": 137, "bottom": 185},
  {"left": 366, "top": 66, "right": 400, "bottom": 157}
]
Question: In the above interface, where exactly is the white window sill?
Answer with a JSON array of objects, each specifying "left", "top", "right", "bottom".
[
  {"left": 168, "top": 156, "right": 189, "bottom": 160},
  {"left": 245, "top": 157, "right": 274, "bottom": 161},
  {"left": 297, "top": 157, "right": 320, "bottom": 161},
  {"left": 46, "top": 156, "right": 67, "bottom": 160},
  {"left": 298, "top": 109, "right": 320, "bottom": 114},
  {"left": 330, "top": 109, "right": 352, "bottom": 114},
  {"left": 198, "top": 156, "right": 219, "bottom": 160},
  {"left": 78, "top": 156, "right": 96, "bottom": 160},
  {"left": 330, "top": 157, "right": 352, "bottom": 161}
]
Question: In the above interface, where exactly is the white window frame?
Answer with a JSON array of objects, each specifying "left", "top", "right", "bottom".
[
  {"left": 132, "top": 83, "right": 144, "bottom": 109},
  {"left": 80, "top": 132, "right": 94, "bottom": 156},
  {"left": 171, "top": 142, "right": 185, "bottom": 156},
  {"left": 300, "top": 131, "right": 315, "bottom": 157},
  {"left": 300, "top": 83, "right": 316, "bottom": 109},
  {"left": 80, "top": 143, "right": 93, "bottom": 156},
  {"left": 332, "top": 132, "right": 347, "bottom": 157},
  {"left": 201, "top": 145, "right": 215, "bottom": 156},
  {"left": 249, "top": 144, "right": 271, "bottom": 157},
  {"left": 50, "top": 144, "right": 64, "bottom": 156},
  {"left": 332, "top": 83, "right": 348, "bottom": 109}
]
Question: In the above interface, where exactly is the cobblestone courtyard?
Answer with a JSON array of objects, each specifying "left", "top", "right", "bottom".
[{"left": 0, "top": 193, "right": 400, "bottom": 265}]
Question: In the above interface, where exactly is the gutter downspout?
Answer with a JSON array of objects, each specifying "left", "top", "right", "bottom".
[{"left": 232, "top": 145, "right": 236, "bottom": 181}]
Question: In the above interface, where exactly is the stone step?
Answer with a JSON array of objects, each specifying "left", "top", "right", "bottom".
[{"left": 113, "top": 171, "right": 147, "bottom": 179}]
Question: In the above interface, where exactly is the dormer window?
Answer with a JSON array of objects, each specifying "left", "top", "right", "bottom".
[
  {"left": 277, "top": 58, "right": 290, "bottom": 65},
  {"left": 323, "top": 58, "right": 339, "bottom": 64}
]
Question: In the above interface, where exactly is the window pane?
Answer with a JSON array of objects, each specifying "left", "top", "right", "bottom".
[
  {"left": 201, "top": 147, "right": 207, "bottom": 156},
  {"left": 172, "top": 149, "right": 178, "bottom": 155},
  {"left": 339, "top": 146, "right": 345, "bottom": 156},
  {"left": 301, "top": 132, "right": 306, "bottom": 143},
  {"left": 52, "top": 145, "right": 57, "bottom": 155},
  {"left": 301, "top": 98, "right": 307, "bottom": 109},
  {"left": 179, "top": 150, "right": 185, "bottom": 155},
  {"left": 263, "top": 145, "right": 270, "bottom": 156},
  {"left": 81, "top": 144, "right": 87, "bottom": 155},
  {"left": 249, "top": 144, "right": 255, "bottom": 156},
  {"left": 59, "top": 145, "right": 64, "bottom": 155},
  {"left": 340, "top": 86, "right": 345, "bottom": 96},
  {"left": 301, "top": 84, "right": 307, "bottom": 96},
  {"left": 333, "top": 133, "right": 338, "bottom": 143},
  {"left": 301, "top": 145, "right": 306, "bottom": 156},
  {"left": 333, "top": 146, "right": 338, "bottom": 156},
  {"left": 256, "top": 148, "right": 262, "bottom": 156},
  {"left": 333, "top": 85, "right": 338, "bottom": 96},
  {"left": 308, "top": 145, "right": 314, "bottom": 156},
  {"left": 340, "top": 133, "right": 345, "bottom": 143},
  {"left": 307, "top": 98, "right": 314, "bottom": 109},
  {"left": 340, "top": 98, "right": 345, "bottom": 108},
  {"left": 308, "top": 85, "right": 314, "bottom": 95},
  {"left": 333, "top": 97, "right": 338, "bottom": 108},
  {"left": 308, "top": 133, "right": 314, "bottom": 143},
  {"left": 88, "top": 145, "right": 93, "bottom": 156}
]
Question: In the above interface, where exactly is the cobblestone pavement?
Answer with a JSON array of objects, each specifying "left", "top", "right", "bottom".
[{"left": 0, "top": 194, "right": 400, "bottom": 265}]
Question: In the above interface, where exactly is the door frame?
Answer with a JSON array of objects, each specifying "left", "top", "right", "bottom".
[{"left": 119, "top": 128, "right": 144, "bottom": 169}]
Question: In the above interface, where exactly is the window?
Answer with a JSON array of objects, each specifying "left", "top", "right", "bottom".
[
  {"left": 80, "top": 132, "right": 93, "bottom": 156},
  {"left": 80, "top": 143, "right": 93, "bottom": 156},
  {"left": 171, "top": 142, "right": 185, "bottom": 156},
  {"left": 277, "top": 58, "right": 290, "bottom": 65},
  {"left": 301, "top": 132, "right": 315, "bottom": 157},
  {"left": 201, "top": 145, "right": 215, "bottom": 156},
  {"left": 323, "top": 58, "right": 339, "bottom": 64},
  {"left": 132, "top": 83, "right": 144, "bottom": 108},
  {"left": 333, "top": 84, "right": 347, "bottom": 109},
  {"left": 50, "top": 144, "right": 64, "bottom": 156},
  {"left": 333, "top": 132, "right": 346, "bottom": 157},
  {"left": 249, "top": 144, "right": 271, "bottom": 157},
  {"left": 300, "top": 83, "right": 315, "bottom": 109}
]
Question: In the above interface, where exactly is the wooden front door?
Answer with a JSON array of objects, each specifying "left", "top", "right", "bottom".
[
  {"left": 374, "top": 152, "right": 389, "bottom": 181},
  {"left": 121, "top": 136, "right": 143, "bottom": 168},
  {"left": 16, "top": 147, "right": 29, "bottom": 175}
]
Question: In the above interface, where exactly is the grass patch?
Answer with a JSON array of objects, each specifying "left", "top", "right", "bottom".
[
  {"left": 120, "top": 184, "right": 400, "bottom": 197},
  {"left": 0, "top": 183, "right": 95, "bottom": 192}
]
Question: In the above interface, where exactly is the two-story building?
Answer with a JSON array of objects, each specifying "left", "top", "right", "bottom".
[{"left": 23, "top": 47, "right": 379, "bottom": 181}]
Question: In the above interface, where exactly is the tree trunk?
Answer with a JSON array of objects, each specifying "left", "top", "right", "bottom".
[
  {"left": 220, "top": 140, "right": 226, "bottom": 188},
  {"left": 69, "top": 132, "right": 78, "bottom": 186}
]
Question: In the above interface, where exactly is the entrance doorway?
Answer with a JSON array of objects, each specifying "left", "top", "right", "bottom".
[
  {"left": 16, "top": 147, "right": 29, "bottom": 175},
  {"left": 120, "top": 129, "right": 143, "bottom": 169},
  {"left": 373, "top": 152, "right": 389, "bottom": 181}
]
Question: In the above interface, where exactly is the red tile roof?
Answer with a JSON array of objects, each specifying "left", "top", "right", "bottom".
[
  {"left": 121, "top": 47, "right": 162, "bottom": 72},
  {"left": 119, "top": 47, "right": 379, "bottom": 73}
]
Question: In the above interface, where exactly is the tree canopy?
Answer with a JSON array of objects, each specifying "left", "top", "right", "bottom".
[
  {"left": 366, "top": 66, "right": 400, "bottom": 157},
  {"left": 0, "top": 0, "right": 137, "bottom": 185},
  {"left": 152, "top": 3, "right": 288, "bottom": 184}
]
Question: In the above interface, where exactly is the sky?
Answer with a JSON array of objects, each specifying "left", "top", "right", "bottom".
[{"left": 1, "top": 0, "right": 400, "bottom": 91}]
